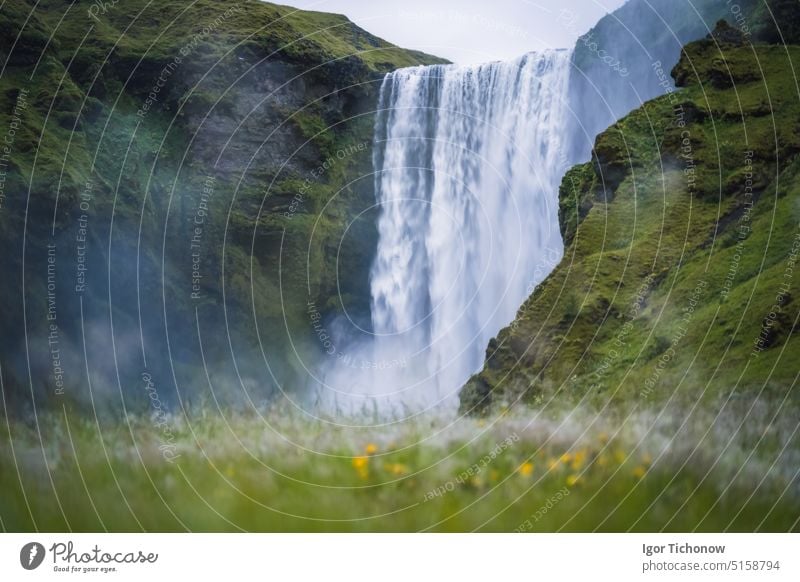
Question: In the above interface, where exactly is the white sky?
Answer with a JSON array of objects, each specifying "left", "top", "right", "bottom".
[{"left": 276, "top": 0, "right": 629, "bottom": 64}]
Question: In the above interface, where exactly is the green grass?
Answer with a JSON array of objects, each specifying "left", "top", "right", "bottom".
[
  {"left": 24, "top": 0, "right": 447, "bottom": 74},
  {"left": 1, "top": 403, "right": 797, "bottom": 532}
]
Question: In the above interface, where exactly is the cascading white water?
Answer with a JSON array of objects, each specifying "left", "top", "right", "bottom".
[{"left": 318, "top": 50, "right": 573, "bottom": 416}]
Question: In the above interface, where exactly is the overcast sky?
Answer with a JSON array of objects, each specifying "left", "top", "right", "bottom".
[{"left": 276, "top": 0, "right": 629, "bottom": 64}]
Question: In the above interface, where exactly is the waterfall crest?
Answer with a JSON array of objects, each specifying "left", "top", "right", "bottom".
[{"left": 319, "top": 50, "right": 573, "bottom": 415}]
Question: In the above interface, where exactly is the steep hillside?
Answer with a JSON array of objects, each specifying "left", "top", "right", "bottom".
[
  {"left": 461, "top": 21, "right": 800, "bottom": 413},
  {"left": 0, "top": 0, "right": 445, "bottom": 414}
]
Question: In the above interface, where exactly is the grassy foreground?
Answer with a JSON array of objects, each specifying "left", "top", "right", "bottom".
[{"left": 1, "top": 402, "right": 798, "bottom": 532}]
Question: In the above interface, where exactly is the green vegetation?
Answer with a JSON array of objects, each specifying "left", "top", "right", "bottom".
[
  {"left": 1, "top": 403, "right": 797, "bottom": 531},
  {"left": 0, "top": 0, "right": 446, "bottom": 408}
]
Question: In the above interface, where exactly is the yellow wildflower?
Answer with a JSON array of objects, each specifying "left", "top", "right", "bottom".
[
  {"left": 352, "top": 456, "right": 368, "bottom": 469},
  {"left": 365, "top": 443, "right": 378, "bottom": 455},
  {"left": 632, "top": 466, "right": 647, "bottom": 479},
  {"left": 384, "top": 463, "right": 408, "bottom": 476},
  {"left": 566, "top": 474, "right": 580, "bottom": 487},
  {"left": 518, "top": 462, "right": 534, "bottom": 477},
  {"left": 570, "top": 449, "right": 587, "bottom": 470},
  {"left": 560, "top": 452, "right": 573, "bottom": 464}
]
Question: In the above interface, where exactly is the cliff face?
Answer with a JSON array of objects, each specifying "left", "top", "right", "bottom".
[
  {"left": 0, "top": 0, "right": 445, "bottom": 413},
  {"left": 461, "top": 21, "right": 800, "bottom": 413}
]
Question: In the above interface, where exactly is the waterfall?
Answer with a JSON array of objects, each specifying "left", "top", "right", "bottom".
[{"left": 319, "top": 50, "right": 574, "bottom": 416}]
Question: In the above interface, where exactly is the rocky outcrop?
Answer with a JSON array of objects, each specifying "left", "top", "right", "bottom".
[{"left": 565, "top": 0, "right": 800, "bottom": 165}]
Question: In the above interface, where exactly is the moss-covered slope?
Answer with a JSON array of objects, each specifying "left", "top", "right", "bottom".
[
  {"left": 0, "top": 0, "right": 445, "bottom": 412},
  {"left": 461, "top": 23, "right": 800, "bottom": 413}
]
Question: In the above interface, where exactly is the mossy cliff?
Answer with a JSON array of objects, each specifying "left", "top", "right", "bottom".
[
  {"left": 0, "top": 0, "right": 445, "bottom": 413},
  {"left": 461, "top": 20, "right": 800, "bottom": 413},
  {"left": 568, "top": 0, "right": 800, "bottom": 161}
]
